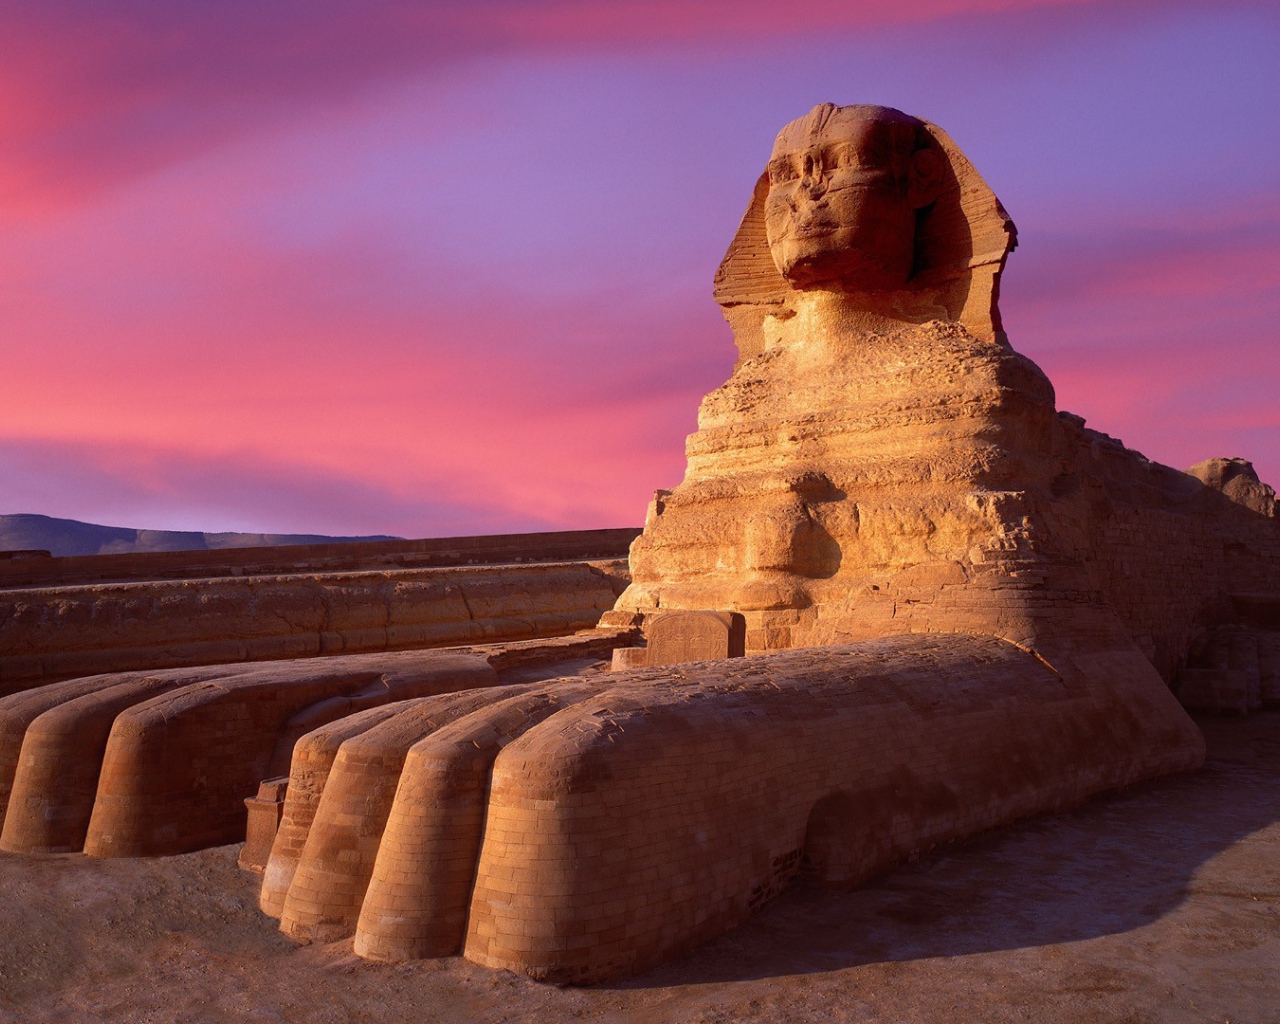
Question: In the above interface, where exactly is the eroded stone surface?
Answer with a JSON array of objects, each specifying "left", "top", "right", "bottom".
[{"left": 0, "top": 559, "right": 628, "bottom": 694}]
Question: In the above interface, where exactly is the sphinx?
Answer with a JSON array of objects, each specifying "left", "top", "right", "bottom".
[
  {"left": 5, "top": 104, "right": 1275, "bottom": 985},
  {"left": 336, "top": 104, "right": 1255, "bottom": 980}
]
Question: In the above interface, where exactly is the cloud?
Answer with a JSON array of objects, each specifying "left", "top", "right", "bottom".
[
  {"left": 1003, "top": 198, "right": 1280, "bottom": 485},
  {"left": 0, "top": 0, "right": 1153, "bottom": 215},
  {"left": 3, "top": 0, "right": 1277, "bottom": 534}
]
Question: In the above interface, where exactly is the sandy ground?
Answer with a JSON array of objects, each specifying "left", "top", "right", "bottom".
[{"left": 2, "top": 711, "right": 1278, "bottom": 1024}]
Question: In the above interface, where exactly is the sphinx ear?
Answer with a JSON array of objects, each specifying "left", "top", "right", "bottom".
[{"left": 906, "top": 146, "right": 946, "bottom": 209}]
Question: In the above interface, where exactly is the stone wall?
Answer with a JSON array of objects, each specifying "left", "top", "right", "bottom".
[
  {"left": 0, "top": 559, "right": 629, "bottom": 694},
  {"left": 0, "top": 527, "right": 641, "bottom": 589}
]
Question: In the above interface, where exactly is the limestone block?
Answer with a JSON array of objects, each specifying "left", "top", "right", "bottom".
[
  {"left": 610, "top": 647, "right": 647, "bottom": 671},
  {"left": 0, "top": 560, "right": 626, "bottom": 694},
  {"left": 645, "top": 610, "right": 746, "bottom": 666},
  {"left": 238, "top": 777, "right": 289, "bottom": 874}
]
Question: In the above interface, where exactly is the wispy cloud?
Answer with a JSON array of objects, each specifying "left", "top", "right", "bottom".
[{"left": 0, "top": 0, "right": 1156, "bottom": 214}]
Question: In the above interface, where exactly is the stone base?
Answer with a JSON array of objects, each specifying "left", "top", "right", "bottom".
[{"left": 239, "top": 777, "right": 289, "bottom": 874}]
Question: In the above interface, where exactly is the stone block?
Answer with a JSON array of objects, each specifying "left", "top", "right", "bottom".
[
  {"left": 644, "top": 611, "right": 746, "bottom": 667},
  {"left": 609, "top": 647, "right": 647, "bottom": 671},
  {"left": 239, "top": 777, "right": 289, "bottom": 874}
]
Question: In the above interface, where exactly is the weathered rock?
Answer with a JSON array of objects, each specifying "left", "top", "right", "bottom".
[
  {"left": 0, "top": 559, "right": 628, "bottom": 695},
  {"left": 603, "top": 104, "right": 1280, "bottom": 689},
  {"left": 1188, "top": 457, "right": 1277, "bottom": 518}
]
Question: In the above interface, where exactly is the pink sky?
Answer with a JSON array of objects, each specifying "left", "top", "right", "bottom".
[{"left": 2, "top": 0, "right": 1277, "bottom": 536}]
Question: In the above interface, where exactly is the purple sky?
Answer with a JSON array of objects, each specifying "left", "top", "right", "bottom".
[{"left": 2, "top": 0, "right": 1277, "bottom": 536}]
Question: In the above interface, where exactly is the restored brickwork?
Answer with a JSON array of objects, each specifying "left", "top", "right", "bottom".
[
  {"left": 0, "top": 651, "right": 500, "bottom": 856},
  {"left": 353, "top": 681, "right": 607, "bottom": 961},
  {"left": 258, "top": 703, "right": 419, "bottom": 917},
  {"left": 0, "top": 665, "right": 256, "bottom": 827},
  {"left": 277, "top": 686, "right": 537, "bottom": 942}
]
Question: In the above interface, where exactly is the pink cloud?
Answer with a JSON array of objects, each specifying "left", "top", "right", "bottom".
[
  {"left": 1004, "top": 198, "right": 1280, "bottom": 486},
  {"left": 0, "top": 180, "right": 717, "bottom": 532},
  {"left": 0, "top": 0, "right": 1130, "bottom": 216},
  {"left": 0, "top": 436, "right": 541, "bottom": 537},
  {"left": 3, "top": 0, "right": 1275, "bottom": 536}
]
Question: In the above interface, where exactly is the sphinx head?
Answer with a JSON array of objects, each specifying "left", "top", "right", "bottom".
[{"left": 764, "top": 103, "right": 944, "bottom": 291}]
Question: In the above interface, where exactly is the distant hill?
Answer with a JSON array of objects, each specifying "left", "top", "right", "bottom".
[{"left": 0, "top": 514, "right": 399, "bottom": 558}]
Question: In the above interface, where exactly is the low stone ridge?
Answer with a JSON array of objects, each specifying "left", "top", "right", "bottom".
[
  {"left": 0, "top": 512, "right": 400, "bottom": 558},
  {"left": 0, "top": 525, "right": 642, "bottom": 589},
  {"left": 0, "top": 559, "right": 629, "bottom": 694}
]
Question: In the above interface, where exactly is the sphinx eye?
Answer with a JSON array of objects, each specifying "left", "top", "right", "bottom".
[{"left": 769, "top": 159, "right": 797, "bottom": 183}]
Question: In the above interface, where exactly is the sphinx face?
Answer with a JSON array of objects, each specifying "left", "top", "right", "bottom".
[{"left": 765, "top": 105, "right": 920, "bottom": 291}]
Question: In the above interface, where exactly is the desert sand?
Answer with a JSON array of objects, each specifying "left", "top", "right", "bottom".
[{"left": 2, "top": 710, "right": 1276, "bottom": 1024}]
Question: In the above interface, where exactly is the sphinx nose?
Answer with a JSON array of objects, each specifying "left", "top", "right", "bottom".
[
  {"left": 803, "top": 152, "right": 824, "bottom": 189},
  {"left": 800, "top": 160, "right": 826, "bottom": 195},
  {"left": 801, "top": 175, "right": 827, "bottom": 199}
]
